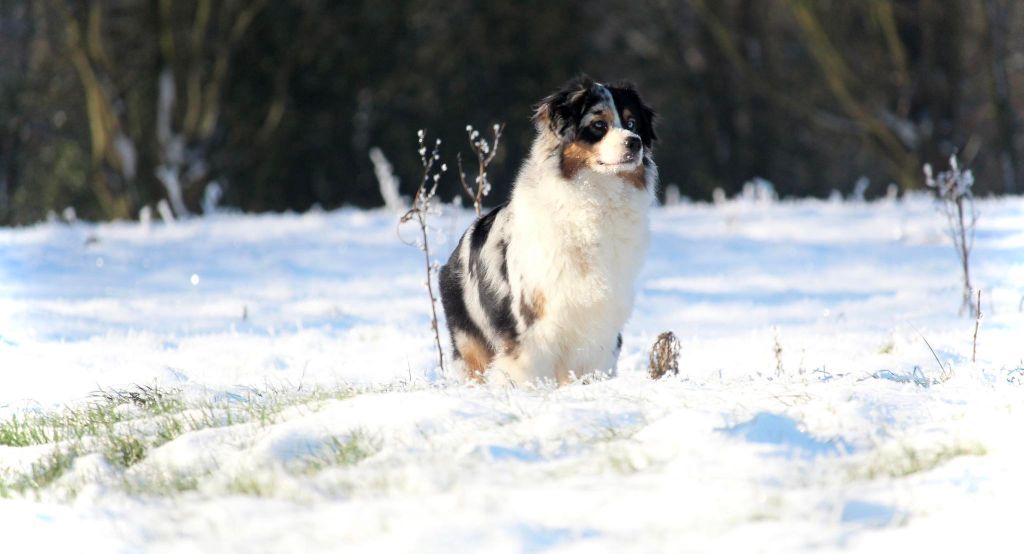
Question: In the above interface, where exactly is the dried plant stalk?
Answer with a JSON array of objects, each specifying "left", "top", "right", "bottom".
[
  {"left": 649, "top": 331, "right": 681, "bottom": 380},
  {"left": 399, "top": 130, "right": 447, "bottom": 377},
  {"left": 457, "top": 123, "right": 504, "bottom": 217},
  {"left": 924, "top": 154, "right": 979, "bottom": 317}
]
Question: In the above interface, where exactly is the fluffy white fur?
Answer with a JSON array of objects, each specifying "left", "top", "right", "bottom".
[{"left": 484, "top": 136, "right": 656, "bottom": 385}]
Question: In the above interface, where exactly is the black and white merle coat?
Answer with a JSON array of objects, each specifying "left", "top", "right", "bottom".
[{"left": 440, "top": 76, "right": 657, "bottom": 385}]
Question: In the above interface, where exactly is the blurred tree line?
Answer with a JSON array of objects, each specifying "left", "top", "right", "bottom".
[{"left": 1, "top": 0, "right": 1022, "bottom": 224}]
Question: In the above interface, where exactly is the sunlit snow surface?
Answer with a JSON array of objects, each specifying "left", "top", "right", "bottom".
[{"left": 1, "top": 196, "right": 1023, "bottom": 552}]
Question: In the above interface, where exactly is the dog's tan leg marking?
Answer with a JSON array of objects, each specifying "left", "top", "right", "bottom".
[
  {"left": 520, "top": 290, "right": 547, "bottom": 327},
  {"left": 455, "top": 333, "right": 493, "bottom": 384},
  {"left": 532, "top": 290, "right": 546, "bottom": 320}
]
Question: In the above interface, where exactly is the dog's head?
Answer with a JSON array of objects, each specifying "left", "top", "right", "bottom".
[{"left": 533, "top": 76, "right": 656, "bottom": 182}]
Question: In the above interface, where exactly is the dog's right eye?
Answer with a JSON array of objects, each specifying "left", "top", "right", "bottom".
[{"left": 591, "top": 120, "right": 608, "bottom": 133}]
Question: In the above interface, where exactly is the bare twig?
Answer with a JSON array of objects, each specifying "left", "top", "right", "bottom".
[
  {"left": 649, "top": 331, "right": 681, "bottom": 380},
  {"left": 458, "top": 123, "right": 504, "bottom": 217},
  {"left": 773, "top": 328, "right": 784, "bottom": 377},
  {"left": 399, "top": 130, "right": 448, "bottom": 377},
  {"left": 972, "top": 289, "right": 983, "bottom": 363},
  {"left": 456, "top": 153, "right": 472, "bottom": 208},
  {"left": 924, "top": 154, "right": 979, "bottom": 317}
]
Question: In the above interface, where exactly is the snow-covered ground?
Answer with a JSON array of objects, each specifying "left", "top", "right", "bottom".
[{"left": 1, "top": 195, "right": 1022, "bottom": 552}]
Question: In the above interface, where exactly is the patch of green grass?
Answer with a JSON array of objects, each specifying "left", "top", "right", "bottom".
[
  {"left": 0, "top": 384, "right": 302, "bottom": 451},
  {"left": 225, "top": 474, "right": 278, "bottom": 497},
  {"left": 0, "top": 401, "right": 127, "bottom": 447},
  {"left": 300, "top": 431, "right": 379, "bottom": 475},
  {"left": 121, "top": 469, "right": 206, "bottom": 497},
  {"left": 103, "top": 432, "right": 148, "bottom": 468},
  {"left": 606, "top": 450, "right": 643, "bottom": 474},
  {"left": 325, "top": 432, "right": 377, "bottom": 466},
  {"left": 854, "top": 441, "right": 988, "bottom": 480},
  {"left": 0, "top": 381, "right": 366, "bottom": 499},
  {"left": 0, "top": 414, "right": 58, "bottom": 447},
  {"left": 154, "top": 416, "right": 186, "bottom": 447},
  {"left": 0, "top": 445, "right": 81, "bottom": 497},
  {"left": 304, "top": 383, "right": 360, "bottom": 404}
]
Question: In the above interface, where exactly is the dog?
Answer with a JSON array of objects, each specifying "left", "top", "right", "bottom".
[{"left": 439, "top": 76, "right": 657, "bottom": 385}]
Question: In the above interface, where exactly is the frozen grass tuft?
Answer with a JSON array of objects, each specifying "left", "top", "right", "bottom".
[
  {"left": 309, "top": 431, "right": 379, "bottom": 471},
  {"left": 0, "top": 402, "right": 127, "bottom": 448},
  {"left": 851, "top": 440, "right": 988, "bottom": 480},
  {"left": 0, "top": 383, "right": 366, "bottom": 499},
  {"left": 0, "top": 445, "right": 81, "bottom": 497},
  {"left": 103, "top": 433, "right": 148, "bottom": 469}
]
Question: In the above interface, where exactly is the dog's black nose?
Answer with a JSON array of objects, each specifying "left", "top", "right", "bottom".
[{"left": 626, "top": 135, "right": 641, "bottom": 154}]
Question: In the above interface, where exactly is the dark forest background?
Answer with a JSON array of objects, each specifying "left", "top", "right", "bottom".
[{"left": 1, "top": 0, "right": 1022, "bottom": 225}]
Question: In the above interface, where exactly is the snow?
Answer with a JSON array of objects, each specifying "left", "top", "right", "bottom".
[{"left": 1, "top": 196, "right": 1023, "bottom": 552}]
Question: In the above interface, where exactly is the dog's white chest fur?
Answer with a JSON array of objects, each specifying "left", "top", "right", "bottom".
[{"left": 493, "top": 158, "right": 652, "bottom": 383}]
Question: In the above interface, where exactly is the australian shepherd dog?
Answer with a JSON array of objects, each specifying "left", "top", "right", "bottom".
[{"left": 439, "top": 76, "right": 657, "bottom": 385}]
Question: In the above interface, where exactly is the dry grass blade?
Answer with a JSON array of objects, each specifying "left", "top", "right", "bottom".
[
  {"left": 972, "top": 289, "right": 982, "bottom": 363},
  {"left": 910, "top": 324, "right": 952, "bottom": 383}
]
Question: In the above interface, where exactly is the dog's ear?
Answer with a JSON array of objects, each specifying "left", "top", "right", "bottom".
[
  {"left": 532, "top": 76, "right": 596, "bottom": 137},
  {"left": 612, "top": 82, "right": 657, "bottom": 147}
]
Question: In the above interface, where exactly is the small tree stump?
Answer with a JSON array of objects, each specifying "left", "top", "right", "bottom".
[{"left": 649, "top": 331, "right": 680, "bottom": 380}]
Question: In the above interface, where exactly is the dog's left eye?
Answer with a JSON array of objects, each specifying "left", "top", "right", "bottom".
[{"left": 625, "top": 119, "right": 637, "bottom": 131}]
